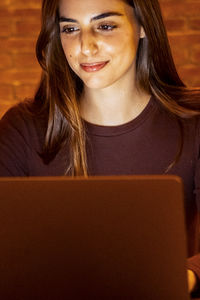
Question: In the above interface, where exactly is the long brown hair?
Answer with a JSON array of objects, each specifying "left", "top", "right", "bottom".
[{"left": 35, "top": 0, "right": 200, "bottom": 176}]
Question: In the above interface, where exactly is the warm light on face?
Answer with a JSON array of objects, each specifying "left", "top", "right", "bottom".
[{"left": 59, "top": 0, "right": 144, "bottom": 90}]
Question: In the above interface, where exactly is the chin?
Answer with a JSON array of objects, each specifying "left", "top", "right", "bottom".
[
  {"left": 82, "top": 78, "right": 109, "bottom": 90},
  {"left": 82, "top": 74, "right": 117, "bottom": 90}
]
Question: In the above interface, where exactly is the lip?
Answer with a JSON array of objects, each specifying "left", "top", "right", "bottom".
[{"left": 80, "top": 61, "right": 109, "bottom": 72}]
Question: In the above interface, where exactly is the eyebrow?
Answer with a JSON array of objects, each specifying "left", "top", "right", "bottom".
[{"left": 59, "top": 12, "right": 124, "bottom": 23}]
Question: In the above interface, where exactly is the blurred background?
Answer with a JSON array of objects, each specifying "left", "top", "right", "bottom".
[{"left": 0, "top": 0, "right": 200, "bottom": 118}]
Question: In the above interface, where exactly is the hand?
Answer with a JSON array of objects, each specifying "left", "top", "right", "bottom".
[{"left": 187, "top": 269, "right": 197, "bottom": 293}]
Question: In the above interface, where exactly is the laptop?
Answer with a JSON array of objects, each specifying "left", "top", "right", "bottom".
[{"left": 0, "top": 175, "right": 190, "bottom": 299}]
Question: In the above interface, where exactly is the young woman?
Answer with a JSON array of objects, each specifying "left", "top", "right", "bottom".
[{"left": 0, "top": 0, "right": 200, "bottom": 295}]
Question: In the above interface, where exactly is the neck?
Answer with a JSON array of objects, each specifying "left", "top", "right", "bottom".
[{"left": 80, "top": 76, "right": 151, "bottom": 126}]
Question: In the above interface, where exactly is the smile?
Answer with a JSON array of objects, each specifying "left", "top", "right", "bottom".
[{"left": 80, "top": 61, "right": 109, "bottom": 72}]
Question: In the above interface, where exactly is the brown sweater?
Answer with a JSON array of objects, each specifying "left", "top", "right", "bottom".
[{"left": 0, "top": 96, "right": 200, "bottom": 295}]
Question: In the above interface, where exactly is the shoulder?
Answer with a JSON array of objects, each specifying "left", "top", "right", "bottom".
[
  {"left": 0, "top": 100, "right": 48, "bottom": 176},
  {"left": 0, "top": 99, "right": 48, "bottom": 160},
  {"left": 179, "top": 113, "right": 200, "bottom": 139},
  {"left": 1, "top": 99, "right": 46, "bottom": 126},
  {"left": 0, "top": 99, "right": 47, "bottom": 142},
  {"left": 152, "top": 96, "right": 200, "bottom": 129}
]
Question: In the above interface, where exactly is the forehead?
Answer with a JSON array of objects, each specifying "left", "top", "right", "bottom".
[{"left": 59, "top": 0, "right": 131, "bottom": 17}]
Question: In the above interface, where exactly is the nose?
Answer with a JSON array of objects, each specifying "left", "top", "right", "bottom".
[{"left": 80, "top": 30, "right": 98, "bottom": 56}]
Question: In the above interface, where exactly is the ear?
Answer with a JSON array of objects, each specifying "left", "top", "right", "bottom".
[{"left": 140, "top": 26, "right": 146, "bottom": 39}]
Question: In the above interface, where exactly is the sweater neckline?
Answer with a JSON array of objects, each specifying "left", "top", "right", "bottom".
[{"left": 83, "top": 96, "right": 156, "bottom": 137}]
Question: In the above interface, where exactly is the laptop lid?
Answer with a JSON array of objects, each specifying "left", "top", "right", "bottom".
[{"left": 0, "top": 175, "right": 189, "bottom": 299}]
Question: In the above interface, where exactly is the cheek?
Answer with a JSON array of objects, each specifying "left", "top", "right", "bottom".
[
  {"left": 61, "top": 39, "right": 78, "bottom": 64},
  {"left": 101, "top": 37, "right": 120, "bottom": 54},
  {"left": 103, "top": 33, "right": 138, "bottom": 59},
  {"left": 122, "top": 36, "right": 139, "bottom": 62},
  {"left": 61, "top": 41, "right": 70, "bottom": 58}
]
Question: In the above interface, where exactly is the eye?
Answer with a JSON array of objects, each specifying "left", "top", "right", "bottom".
[
  {"left": 98, "top": 24, "right": 117, "bottom": 31},
  {"left": 61, "top": 26, "right": 79, "bottom": 34}
]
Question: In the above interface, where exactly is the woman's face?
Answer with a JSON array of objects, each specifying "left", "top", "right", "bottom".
[{"left": 59, "top": 0, "right": 144, "bottom": 90}]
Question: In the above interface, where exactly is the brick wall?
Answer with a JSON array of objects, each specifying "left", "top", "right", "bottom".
[
  {"left": 0, "top": 0, "right": 41, "bottom": 118},
  {"left": 160, "top": 0, "right": 200, "bottom": 87},
  {"left": 0, "top": 0, "right": 200, "bottom": 118}
]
